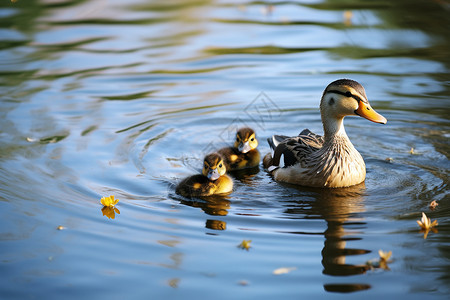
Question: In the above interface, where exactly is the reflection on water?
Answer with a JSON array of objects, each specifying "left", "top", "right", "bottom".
[
  {"left": 316, "top": 185, "right": 370, "bottom": 277},
  {"left": 180, "top": 195, "right": 230, "bottom": 230},
  {"left": 0, "top": 0, "right": 449, "bottom": 299},
  {"left": 181, "top": 174, "right": 373, "bottom": 292},
  {"left": 176, "top": 167, "right": 261, "bottom": 230},
  {"left": 101, "top": 206, "right": 120, "bottom": 220},
  {"left": 281, "top": 183, "right": 372, "bottom": 293}
]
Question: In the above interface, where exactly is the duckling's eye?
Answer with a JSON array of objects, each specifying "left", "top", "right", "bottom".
[
  {"left": 250, "top": 137, "right": 254, "bottom": 141},
  {"left": 219, "top": 163, "right": 222, "bottom": 168},
  {"left": 345, "top": 91, "right": 352, "bottom": 97}
]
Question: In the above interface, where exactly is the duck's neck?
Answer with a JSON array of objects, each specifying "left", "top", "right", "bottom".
[{"left": 322, "top": 116, "right": 349, "bottom": 143}]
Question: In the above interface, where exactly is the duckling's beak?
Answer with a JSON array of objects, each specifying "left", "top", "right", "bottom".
[
  {"left": 207, "top": 168, "right": 220, "bottom": 181},
  {"left": 238, "top": 141, "right": 252, "bottom": 153},
  {"left": 355, "top": 101, "right": 387, "bottom": 124}
]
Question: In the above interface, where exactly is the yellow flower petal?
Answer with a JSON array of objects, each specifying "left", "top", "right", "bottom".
[
  {"left": 417, "top": 212, "right": 438, "bottom": 239},
  {"left": 416, "top": 220, "right": 424, "bottom": 229},
  {"left": 378, "top": 250, "right": 392, "bottom": 261},
  {"left": 238, "top": 240, "right": 252, "bottom": 251},
  {"left": 100, "top": 195, "right": 119, "bottom": 207}
]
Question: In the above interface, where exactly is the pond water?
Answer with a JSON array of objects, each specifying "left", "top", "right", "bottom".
[{"left": 0, "top": 0, "right": 449, "bottom": 299}]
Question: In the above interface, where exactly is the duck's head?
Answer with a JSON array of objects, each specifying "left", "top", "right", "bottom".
[
  {"left": 202, "top": 153, "right": 227, "bottom": 181},
  {"left": 233, "top": 127, "right": 258, "bottom": 153},
  {"left": 320, "top": 79, "right": 387, "bottom": 125}
]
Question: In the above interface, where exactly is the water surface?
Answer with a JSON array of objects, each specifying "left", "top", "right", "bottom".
[{"left": 0, "top": 0, "right": 449, "bottom": 299}]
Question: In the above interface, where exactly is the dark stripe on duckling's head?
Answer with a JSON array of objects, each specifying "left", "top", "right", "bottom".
[
  {"left": 202, "top": 153, "right": 226, "bottom": 180},
  {"left": 234, "top": 127, "right": 258, "bottom": 153}
]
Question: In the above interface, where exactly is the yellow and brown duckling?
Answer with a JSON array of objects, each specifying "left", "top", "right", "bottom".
[
  {"left": 176, "top": 153, "right": 233, "bottom": 197},
  {"left": 218, "top": 127, "right": 261, "bottom": 171},
  {"left": 263, "top": 79, "right": 386, "bottom": 188}
]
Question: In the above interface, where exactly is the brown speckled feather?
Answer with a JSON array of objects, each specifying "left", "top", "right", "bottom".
[{"left": 270, "top": 129, "right": 324, "bottom": 169}]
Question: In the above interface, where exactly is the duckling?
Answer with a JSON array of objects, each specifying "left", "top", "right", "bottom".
[
  {"left": 176, "top": 153, "right": 233, "bottom": 197},
  {"left": 218, "top": 127, "right": 261, "bottom": 171},
  {"left": 263, "top": 79, "right": 386, "bottom": 188}
]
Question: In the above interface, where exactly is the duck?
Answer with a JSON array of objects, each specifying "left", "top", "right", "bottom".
[
  {"left": 218, "top": 127, "right": 261, "bottom": 171},
  {"left": 176, "top": 153, "right": 233, "bottom": 197},
  {"left": 263, "top": 79, "right": 387, "bottom": 188}
]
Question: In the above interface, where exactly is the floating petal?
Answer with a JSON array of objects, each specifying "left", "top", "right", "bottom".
[
  {"left": 378, "top": 250, "right": 392, "bottom": 262},
  {"left": 237, "top": 240, "right": 252, "bottom": 251},
  {"left": 101, "top": 195, "right": 119, "bottom": 207},
  {"left": 273, "top": 267, "right": 297, "bottom": 275}
]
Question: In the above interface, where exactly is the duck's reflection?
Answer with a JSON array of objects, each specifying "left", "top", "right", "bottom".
[
  {"left": 177, "top": 171, "right": 372, "bottom": 293},
  {"left": 178, "top": 167, "right": 260, "bottom": 230},
  {"left": 284, "top": 182, "right": 371, "bottom": 293},
  {"left": 180, "top": 194, "right": 230, "bottom": 230},
  {"left": 316, "top": 184, "right": 370, "bottom": 277}
]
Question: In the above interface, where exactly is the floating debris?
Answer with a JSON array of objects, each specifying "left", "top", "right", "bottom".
[
  {"left": 56, "top": 225, "right": 65, "bottom": 230},
  {"left": 261, "top": 5, "right": 275, "bottom": 16},
  {"left": 366, "top": 250, "right": 393, "bottom": 270},
  {"left": 101, "top": 195, "right": 119, "bottom": 207},
  {"left": 378, "top": 249, "right": 392, "bottom": 261},
  {"left": 417, "top": 212, "right": 438, "bottom": 239},
  {"left": 409, "top": 147, "right": 416, "bottom": 154},
  {"left": 378, "top": 249, "right": 392, "bottom": 270},
  {"left": 273, "top": 267, "right": 297, "bottom": 275},
  {"left": 168, "top": 278, "right": 180, "bottom": 289},
  {"left": 385, "top": 157, "right": 394, "bottom": 163},
  {"left": 343, "top": 10, "right": 353, "bottom": 26},
  {"left": 237, "top": 240, "right": 252, "bottom": 251},
  {"left": 237, "top": 5, "right": 246, "bottom": 12},
  {"left": 417, "top": 212, "right": 438, "bottom": 230},
  {"left": 238, "top": 280, "right": 249, "bottom": 286},
  {"left": 429, "top": 200, "right": 438, "bottom": 210}
]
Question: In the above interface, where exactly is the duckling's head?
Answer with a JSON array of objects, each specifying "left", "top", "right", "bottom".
[
  {"left": 202, "top": 153, "right": 227, "bottom": 181},
  {"left": 233, "top": 127, "right": 258, "bottom": 153},
  {"left": 320, "top": 79, "right": 387, "bottom": 125}
]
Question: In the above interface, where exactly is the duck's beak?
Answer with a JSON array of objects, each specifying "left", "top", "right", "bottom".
[
  {"left": 355, "top": 101, "right": 387, "bottom": 124},
  {"left": 238, "top": 141, "right": 252, "bottom": 153},
  {"left": 207, "top": 168, "right": 220, "bottom": 181}
]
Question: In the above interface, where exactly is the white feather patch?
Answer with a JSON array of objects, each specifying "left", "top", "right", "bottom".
[
  {"left": 272, "top": 136, "right": 281, "bottom": 147},
  {"left": 268, "top": 166, "right": 278, "bottom": 172},
  {"left": 279, "top": 154, "right": 285, "bottom": 168}
]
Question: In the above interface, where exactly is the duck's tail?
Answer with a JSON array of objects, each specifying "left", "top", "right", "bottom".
[{"left": 264, "top": 135, "right": 290, "bottom": 171}]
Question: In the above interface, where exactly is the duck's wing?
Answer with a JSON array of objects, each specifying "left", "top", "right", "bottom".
[
  {"left": 267, "top": 135, "right": 290, "bottom": 156},
  {"left": 267, "top": 129, "right": 324, "bottom": 171},
  {"left": 298, "top": 129, "right": 324, "bottom": 148}
]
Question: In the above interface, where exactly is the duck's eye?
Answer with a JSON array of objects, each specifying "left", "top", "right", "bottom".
[
  {"left": 345, "top": 91, "right": 352, "bottom": 97},
  {"left": 219, "top": 163, "right": 222, "bottom": 168},
  {"left": 251, "top": 137, "right": 254, "bottom": 141}
]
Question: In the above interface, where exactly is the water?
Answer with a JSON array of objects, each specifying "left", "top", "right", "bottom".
[{"left": 1, "top": 0, "right": 449, "bottom": 299}]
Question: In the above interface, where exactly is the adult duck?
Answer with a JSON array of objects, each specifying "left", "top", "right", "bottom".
[{"left": 263, "top": 79, "right": 387, "bottom": 188}]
